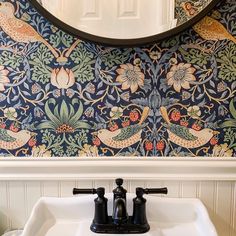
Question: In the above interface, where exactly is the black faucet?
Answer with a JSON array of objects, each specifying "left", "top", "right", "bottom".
[{"left": 73, "top": 178, "right": 168, "bottom": 234}]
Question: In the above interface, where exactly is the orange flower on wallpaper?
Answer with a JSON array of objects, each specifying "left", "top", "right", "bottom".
[
  {"left": 167, "top": 63, "right": 196, "bottom": 93},
  {"left": 116, "top": 63, "right": 144, "bottom": 93}
]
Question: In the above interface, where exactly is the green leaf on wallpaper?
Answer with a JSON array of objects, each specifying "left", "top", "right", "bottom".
[
  {"left": 29, "top": 44, "right": 52, "bottom": 84},
  {"left": 100, "top": 48, "right": 131, "bottom": 67},
  {"left": 66, "top": 144, "right": 78, "bottom": 156},
  {"left": 70, "top": 45, "right": 95, "bottom": 83},
  {"left": 161, "top": 37, "right": 179, "bottom": 48},
  {"left": 216, "top": 42, "right": 236, "bottom": 82},
  {"left": 0, "top": 51, "right": 23, "bottom": 69},
  {"left": 223, "top": 128, "right": 236, "bottom": 145},
  {"left": 230, "top": 99, "right": 236, "bottom": 119},
  {"left": 220, "top": 119, "right": 236, "bottom": 128},
  {"left": 179, "top": 48, "right": 209, "bottom": 66},
  {"left": 49, "top": 31, "right": 74, "bottom": 48}
]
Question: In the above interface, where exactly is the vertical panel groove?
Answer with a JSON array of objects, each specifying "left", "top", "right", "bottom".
[
  {"left": 196, "top": 181, "right": 200, "bottom": 198},
  {"left": 58, "top": 181, "right": 62, "bottom": 197},
  {"left": 230, "top": 182, "right": 236, "bottom": 235},
  {"left": 6, "top": 182, "right": 11, "bottom": 230},
  {"left": 179, "top": 182, "right": 183, "bottom": 198},
  {"left": 213, "top": 181, "right": 218, "bottom": 215},
  {"left": 40, "top": 181, "right": 44, "bottom": 197},
  {"left": 24, "top": 183, "right": 28, "bottom": 221}
]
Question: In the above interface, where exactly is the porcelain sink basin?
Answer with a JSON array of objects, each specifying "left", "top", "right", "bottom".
[{"left": 18, "top": 193, "right": 217, "bottom": 236}]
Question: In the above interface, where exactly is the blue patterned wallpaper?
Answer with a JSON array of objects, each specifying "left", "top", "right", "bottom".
[{"left": 0, "top": 0, "right": 235, "bottom": 157}]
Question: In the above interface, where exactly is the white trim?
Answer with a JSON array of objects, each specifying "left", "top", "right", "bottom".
[{"left": 0, "top": 157, "right": 236, "bottom": 181}]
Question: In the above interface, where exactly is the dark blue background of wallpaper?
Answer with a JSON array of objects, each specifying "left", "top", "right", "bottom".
[{"left": 0, "top": 0, "right": 235, "bottom": 157}]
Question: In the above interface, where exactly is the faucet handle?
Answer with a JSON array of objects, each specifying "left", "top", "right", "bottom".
[
  {"left": 143, "top": 187, "right": 168, "bottom": 195},
  {"left": 136, "top": 187, "right": 168, "bottom": 197},
  {"left": 73, "top": 188, "right": 97, "bottom": 195}
]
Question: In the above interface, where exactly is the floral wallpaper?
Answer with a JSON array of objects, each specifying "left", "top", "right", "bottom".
[
  {"left": 0, "top": 0, "right": 235, "bottom": 158},
  {"left": 176, "top": 0, "right": 212, "bottom": 25}
]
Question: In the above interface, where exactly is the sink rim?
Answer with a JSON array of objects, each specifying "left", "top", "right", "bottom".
[{"left": 21, "top": 194, "right": 218, "bottom": 236}]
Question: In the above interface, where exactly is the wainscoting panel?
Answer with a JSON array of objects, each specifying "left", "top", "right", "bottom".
[{"left": 0, "top": 180, "right": 235, "bottom": 236}]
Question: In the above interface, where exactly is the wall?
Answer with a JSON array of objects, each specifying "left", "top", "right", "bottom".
[
  {"left": 0, "top": 1, "right": 236, "bottom": 235},
  {"left": 0, "top": 179, "right": 235, "bottom": 236},
  {"left": 0, "top": 0, "right": 235, "bottom": 157}
]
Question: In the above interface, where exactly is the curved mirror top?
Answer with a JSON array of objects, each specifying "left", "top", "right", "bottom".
[{"left": 33, "top": 0, "right": 220, "bottom": 45}]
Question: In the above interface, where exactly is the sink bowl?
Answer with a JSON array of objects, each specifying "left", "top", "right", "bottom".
[{"left": 18, "top": 194, "right": 217, "bottom": 236}]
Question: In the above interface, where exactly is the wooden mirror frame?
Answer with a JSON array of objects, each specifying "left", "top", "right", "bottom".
[{"left": 29, "top": 0, "right": 223, "bottom": 47}]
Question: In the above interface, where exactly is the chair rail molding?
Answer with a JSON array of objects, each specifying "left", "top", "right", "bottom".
[{"left": 0, "top": 157, "right": 236, "bottom": 181}]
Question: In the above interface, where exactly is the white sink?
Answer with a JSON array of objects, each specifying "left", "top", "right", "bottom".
[{"left": 16, "top": 194, "right": 217, "bottom": 236}]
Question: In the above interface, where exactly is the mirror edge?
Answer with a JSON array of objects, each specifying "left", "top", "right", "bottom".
[{"left": 29, "top": 0, "right": 224, "bottom": 47}]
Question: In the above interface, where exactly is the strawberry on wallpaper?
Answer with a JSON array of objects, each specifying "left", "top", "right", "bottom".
[{"left": 0, "top": 0, "right": 235, "bottom": 157}]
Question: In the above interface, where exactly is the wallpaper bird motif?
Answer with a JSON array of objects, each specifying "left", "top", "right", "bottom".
[{"left": 0, "top": 0, "right": 235, "bottom": 157}]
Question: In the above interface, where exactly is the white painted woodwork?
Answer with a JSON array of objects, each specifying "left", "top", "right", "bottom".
[
  {"left": 40, "top": 0, "right": 177, "bottom": 39},
  {"left": 1, "top": 157, "right": 236, "bottom": 181}
]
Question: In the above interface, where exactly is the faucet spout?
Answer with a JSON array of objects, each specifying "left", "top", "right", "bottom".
[
  {"left": 112, "top": 198, "right": 128, "bottom": 225},
  {"left": 112, "top": 178, "right": 128, "bottom": 225}
]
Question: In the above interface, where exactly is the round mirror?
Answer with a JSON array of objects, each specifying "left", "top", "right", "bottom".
[{"left": 30, "top": 0, "right": 222, "bottom": 46}]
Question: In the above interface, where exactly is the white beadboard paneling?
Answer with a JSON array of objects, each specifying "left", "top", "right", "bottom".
[
  {"left": 8, "top": 182, "right": 26, "bottom": 229},
  {"left": 128, "top": 180, "right": 146, "bottom": 193},
  {"left": 182, "top": 181, "right": 198, "bottom": 198},
  {"left": 0, "top": 182, "right": 8, "bottom": 235},
  {"left": 215, "top": 182, "right": 232, "bottom": 236},
  {"left": 230, "top": 182, "right": 236, "bottom": 236},
  {"left": 41, "top": 181, "right": 59, "bottom": 197},
  {"left": 199, "top": 181, "right": 215, "bottom": 220},
  {"left": 76, "top": 180, "right": 93, "bottom": 189},
  {"left": 163, "top": 181, "right": 180, "bottom": 198},
  {"left": 60, "top": 181, "right": 76, "bottom": 197},
  {"left": 25, "top": 181, "right": 41, "bottom": 218}
]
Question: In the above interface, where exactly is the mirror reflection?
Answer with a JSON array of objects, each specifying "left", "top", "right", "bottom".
[{"left": 37, "top": 0, "right": 212, "bottom": 39}]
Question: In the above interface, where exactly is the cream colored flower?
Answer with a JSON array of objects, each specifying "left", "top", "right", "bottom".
[
  {"left": 0, "top": 65, "right": 10, "bottom": 91},
  {"left": 110, "top": 107, "right": 123, "bottom": 120},
  {"left": 79, "top": 144, "right": 99, "bottom": 157},
  {"left": 211, "top": 144, "right": 233, "bottom": 157},
  {"left": 32, "top": 145, "right": 52, "bottom": 157},
  {"left": 167, "top": 63, "right": 196, "bottom": 92},
  {"left": 51, "top": 67, "right": 75, "bottom": 89},
  {"left": 187, "top": 106, "right": 201, "bottom": 119},
  {"left": 116, "top": 63, "right": 144, "bottom": 93},
  {"left": 3, "top": 107, "right": 17, "bottom": 120}
]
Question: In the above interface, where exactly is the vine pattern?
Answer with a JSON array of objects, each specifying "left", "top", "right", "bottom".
[{"left": 0, "top": 0, "right": 235, "bottom": 157}]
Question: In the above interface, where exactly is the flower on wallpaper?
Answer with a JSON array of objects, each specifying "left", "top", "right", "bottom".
[
  {"left": 37, "top": 98, "right": 90, "bottom": 134},
  {"left": 167, "top": 63, "right": 196, "bottom": 93},
  {"left": 116, "top": 63, "right": 144, "bottom": 93},
  {"left": 78, "top": 144, "right": 99, "bottom": 157},
  {"left": 85, "top": 82, "right": 96, "bottom": 94},
  {"left": 3, "top": 107, "right": 17, "bottom": 120},
  {"left": 110, "top": 107, "right": 123, "bottom": 120},
  {"left": 31, "top": 83, "right": 42, "bottom": 94},
  {"left": 187, "top": 106, "right": 201, "bottom": 119},
  {"left": 211, "top": 143, "right": 233, "bottom": 157},
  {"left": 0, "top": 65, "right": 10, "bottom": 91},
  {"left": 31, "top": 144, "right": 52, "bottom": 157},
  {"left": 51, "top": 67, "right": 75, "bottom": 89}
]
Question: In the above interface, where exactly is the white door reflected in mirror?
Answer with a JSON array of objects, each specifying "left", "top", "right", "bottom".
[{"left": 38, "top": 0, "right": 212, "bottom": 39}]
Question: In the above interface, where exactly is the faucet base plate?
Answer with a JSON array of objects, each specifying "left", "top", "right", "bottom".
[{"left": 90, "top": 216, "right": 150, "bottom": 234}]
